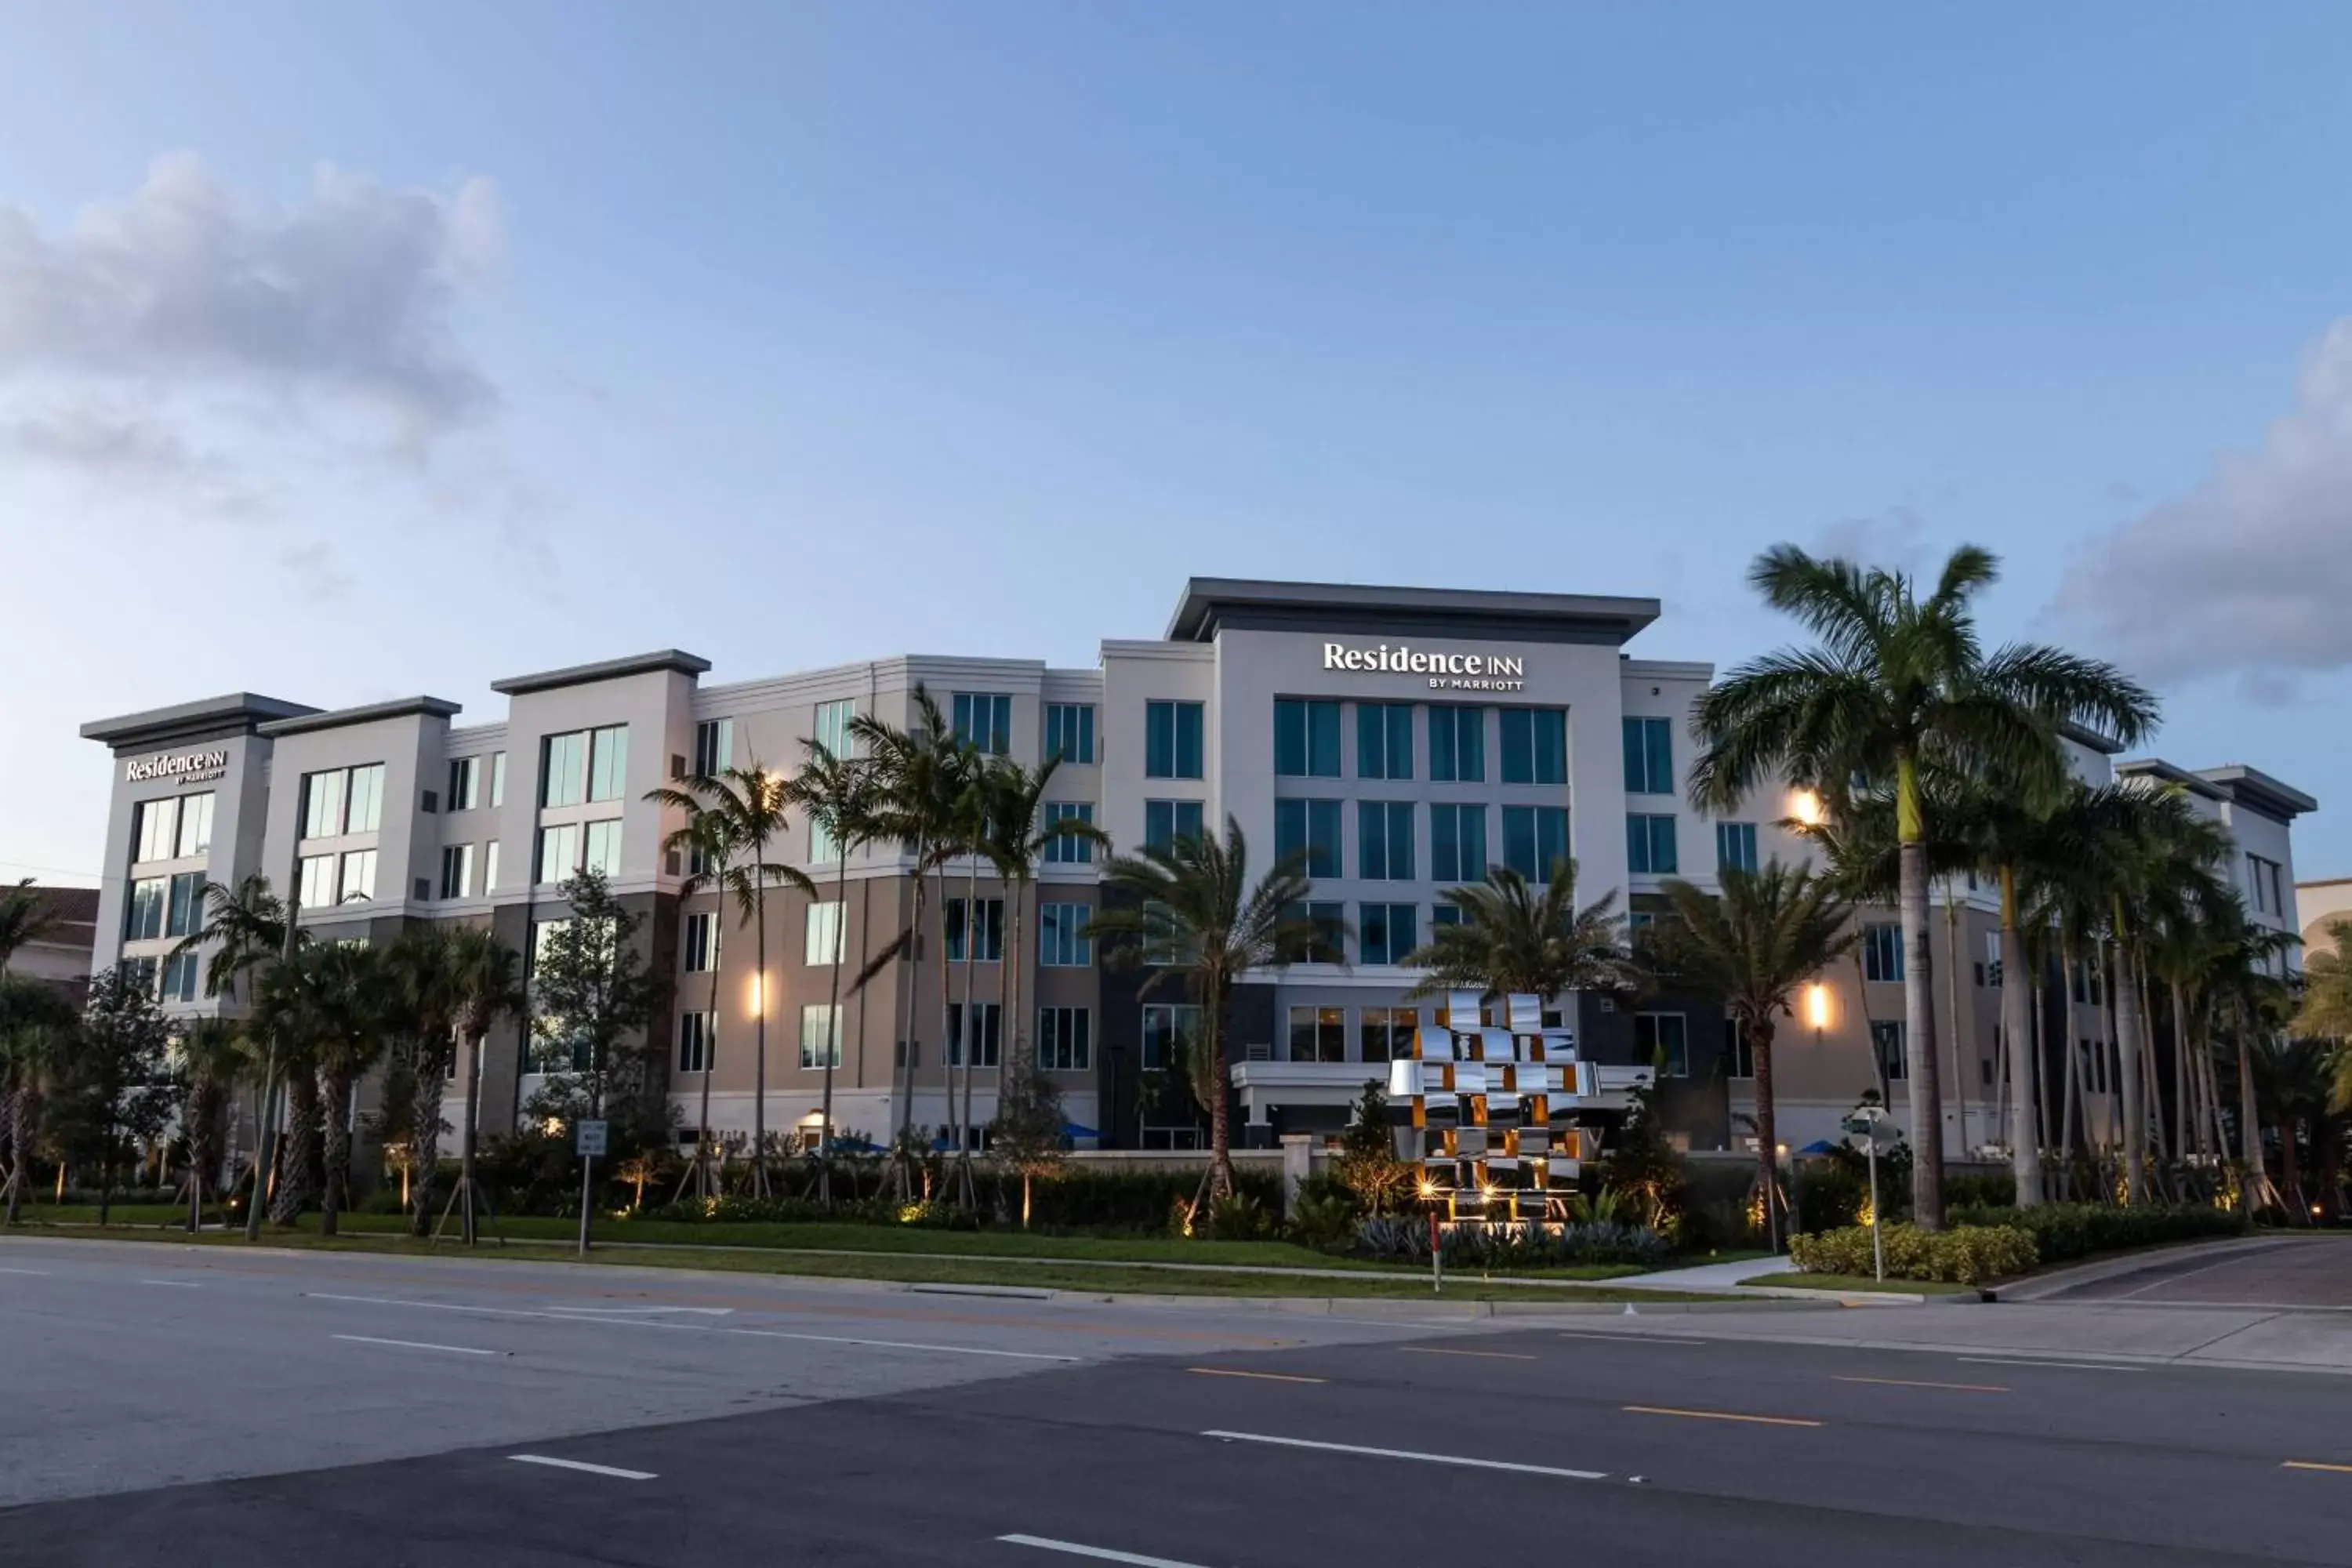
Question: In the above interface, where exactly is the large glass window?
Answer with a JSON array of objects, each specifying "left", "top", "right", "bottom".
[
  {"left": 586, "top": 727, "right": 628, "bottom": 803},
  {"left": 1428, "top": 706, "right": 1486, "bottom": 782},
  {"left": 165, "top": 872, "right": 205, "bottom": 938},
  {"left": 814, "top": 700, "right": 856, "bottom": 760},
  {"left": 1715, "top": 821, "right": 1759, "bottom": 873},
  {"left": 946, "top": 1001, "right": 1001, "bottom": 1067},
  {"left": 1145, "top": 700, "right": 1204, "bottom": 780},
  {"left": 1274, "top": 699, "right": 1341, "bottom": 778},
  {"left": 1622, "top": 717, "right": 1674, "bottom": 795},
  {"left": 1635, "top": 1012, "right": 1690, "bottom": 1076},
  {"left": 489, "top": 752, "right": 506, "bottom": 808},
  {"left": 484, "top": 840, "right": 500, "bottom": 894},
  {"left": 1288, "top": 1005, "right": 1345, "bottom": 1063},
  {"left": 1144, "top": 799, "right": 1204, "bottom": 852},
  {"left": 125, "top": 877, "right": 166, "bottom": 941},
  {"left": 297, "top": 855, "right": 336, "bottom": 909},
  {"left": 684, "top": 910, "right": 720, "bottom": 973},
  {"left": 1044, "top": 703, "right": 1095, "bottom": 765},
  {"left": 132, "top": 797, "right": 178, "bottom": 863},
  {"left": 952, "top": 693, "right": 1011, "bottom": 757},
  {"left": 535, "top": 823, "right": 581, "bottom": 884},
  {"left": 1036, "top": 1007, "right": 1092, "bottom": 1072},
  {"left": 440, "top": 844, "right": 474, "bottom": 901},
  {"left": 1039, "top": 902, "right": 1094, "bottom": 967},
  {"left": 1871, "top": 1018, "right": 1908, "bottom": 1080},
  {"left": 1356, "top": 703, "right": 1413, "bottom": 780},
  {"left": 1360, "top": 1006, "right": 1417, "bottom": 1064},
  {"left": 693, "top": 717, "right": 734, "bottom": 776},
  {"left": 1358, "top": 801, "right": 1414, "bottom": 881},
  {"left": 1725, "top": 1017, "right": 1754, "bottom": 1079},
  {"left": 345, "top": 764, "right": 386, "bottom": 833},
  {"left": 337, "top": 848, "right": 376, "bottom": 903},
  {"left": 582, "top": 819, "right": 624, "bottom": 877},
  {"left": 678, "top": 1011, "right": 713, "bottom": 1074},
  {"left": 541, "top": 731, "right": 588, "bottom": 808},
  {"left": 448, "top": 757, "right": 481, "bottom": 811},
  {"left": 945, "top": 897, "right": 1004, "bottom": 963},
  {"left": 1283, "top": 900, "right": 1346, "bottom": 964},
  {"left": 120, "top": 956, "right": 159, "bottom": 997},
  {"left": 799, "top": 1004, "right": 841, "bottom": 1069},
  {"left": 160, "top": 949, "right": 201, "bottom": 1004},
  {"left": 301, "top": 769, "right": 346, "bottom": 839},
  {"left": 1863, "top": 922, "right": 1904, "bottom": 983},
  {"left": 173, "top": 793, "right": 214, "bottom": 859},
  {"left": 1140, "top": 1003, "right": 1201, "bottom": 1071},
  {"left": 1627, "top": 814, "right": 1678, "bottom": 875},
  {"left": 1501, "top": 805, "right": 1570, "bottom": 879},
  {"left": 1043, "top": 802, "right": 1095, "bottom": 863},
  {"left": 1498, "top": 708, "right": 1567, "bottom": 786},
  {"left": 1359, "top": 902, "right": 1419, "bottom": 965},
  {"left": 1273, "top": 799, "right": 1341, "bottom": 878},
  {"left": 804, "top": 901, "right": 843, "bottom": 967},
  {"left": 1430, "top": 803, "right": 1487, "bottom": 883}
]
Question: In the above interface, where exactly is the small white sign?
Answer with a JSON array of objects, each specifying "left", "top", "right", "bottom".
[{"left": 574, "top": 1120, "right": 608, "bottom": 1158}]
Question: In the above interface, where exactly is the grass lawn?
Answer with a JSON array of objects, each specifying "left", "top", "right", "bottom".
[
  {"left": 6, "top": 1224, "right": 1705, "bottom": 1302},
  {"left": 1754, "top": 1272, "right": 1982, "bottom": 1296}
]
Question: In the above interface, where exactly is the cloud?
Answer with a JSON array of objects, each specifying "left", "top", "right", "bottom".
[
  {"left": 1809, "top": 505, "right": 1932, "bottom": 577},
  {"left": 277, "top": 539, "right": 354, "bottom": 601},
  {"left": 0, "top": 153, "right": 503, "bottom": 450},
  {"left": 0, "top": 405, "right": 202, "bottom": 480},
  {"left": 2047, "top": 319, "right": 2352, "bottom": 691}
]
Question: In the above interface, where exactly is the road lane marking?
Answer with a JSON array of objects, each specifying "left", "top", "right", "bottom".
[
  {"left": 1185, "top": 1367, "right": 1327, "bottom": 1385},
  {"left": 508, "top": 1454, "right": 655, "bottom": 1481},
  {"left": 1397, "top": 1346, "right": 1537, "bottom": 1361},
  {"left": 1559, "top": 1331, "right": 1697, "bottom": 1345},
  {"left": 1955, "top": 1357, "right": 2144, "bottom": 1373},
  {"left": 333, "top": 1334, "right": 499, "bottom": 1357},
  {"left": 137, "top": 1279, "right": 201, "bottom": 1288},
  {"left": 543, "top": 1305, "right": 732, "bottom": 1317},
  {"left": 1833, "top": 1375, "right": 2007, "bottom": 1393},
  {"left": 307, "top": 1292, "right": 1080, "bottom": 1361},
  {"left": 2284, "top": 1461, "right": 2352, "bottom": 1475},
  {"left": 1202, "top": 1430, "right": 1605, "bottom": 1480},
  {"left": 0, "top": 1266, "right": 52, "bottom": 1276},
  {"left": 1624, "top": 1406, "right": 1822, "bottom": 1428},
  {"left": 998, "top": 1536, "right": 1212, "bottom": 1566}
]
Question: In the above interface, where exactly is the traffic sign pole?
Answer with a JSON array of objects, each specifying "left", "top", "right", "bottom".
[
  {"left": 1868, "top": 1139, "right": 1883, "bottom": 1282},
  {"left": 573, "top": 1120, "right": 608, "bottom": 1258}
]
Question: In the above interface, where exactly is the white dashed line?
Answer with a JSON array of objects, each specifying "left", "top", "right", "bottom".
[
  {"left": 333, "top": 1334, "right": 499, "bottom": 1357},
  {"left": 998, "top": 1536, "right": 1214, "bottom": 1566},
  {"left": 1202, "top": 1429, "right": 1606, "bottom": 1480},
  {"left": 1955, "top": 1357, "right": 2145, "bottom": 1373},
  {"left": 137, "top": 1279, "right": 201, "bottom": 1288},
  {"left": 508, "top": 1454, "right": 656, "bottom": 1480}
]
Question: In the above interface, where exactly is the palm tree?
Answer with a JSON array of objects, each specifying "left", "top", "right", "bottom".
[
  {"left": 173, "top": 872, "right": 299, "bottom": 1240},
  {"left": 651, "top": 808, "right": 739, "bottom": 1201},
  {"left": 2249, "top": 1035, "right": 2336, "bottom": 1221},
  {"left": 786, "top": 739, "right": 887, "bottom": 1203},
  {"left": 0, "top": 975, "right": 76, "bottom": 1225},
  {"left": 1653, "top": 861, "right": 1858, "bottom": 1248},
  {"left": 1084, "top": 817, "right": 1317, "bottom": 1205},
  {"left": 982, "top": 753, "right": 1110, "bottom": 1083},
  {"left": 1403, "top": 861, "right": 1641, "bottom": 1005},
  {"left": 2292, "top": 917, "right": 2352, "bottom": 1117},
  {"left": 0, "top": 880, "right": 60, "bottom": 971},
  {"left": 174, "top": 1018, "right": 245, "bottom": 1232},
  {"left": 1691, "top": 543, "right": 2159, "bottom": 1227},
  {"left": 647, "top": 761, "right": 818, "bottom": 1197},
  {"left": 446, "top": 924, "right": 526, "bottom": 1244},
  {"left": 249, "top": 959, "right": 325, "bottom": 1226},
  {"left": 275, "top": 942, "right": 394, "bottom": 1238},
  {"left": 384, "top": 926, "right": 464, "bottom": 1235}
]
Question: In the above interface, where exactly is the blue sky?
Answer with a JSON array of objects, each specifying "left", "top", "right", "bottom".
[{"left": 5, "top": 2, "right": 2350, "bottom": 885}]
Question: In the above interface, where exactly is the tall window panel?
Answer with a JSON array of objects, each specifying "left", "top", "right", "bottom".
[
  {"left": 586, "top": 726, "right": 629, "bottom": 802},
  {"left": 683, "top": 910, "right": 720, "bottom": 973},
  {"left": 798, "top": 1004, "right": 841, "bottom": 1069},
  {"left": 1144, "top": 799, "right": 1204, "bottom": 852},
  {"left": 1725, "top": 1018, "right": 1755, "bottom": 1078},
  {"left": 165, "top": 872, "right": 205, "bottom": 938},
  {"left": 813, "top": 700, "right": 856, "bottom": 760},
  {"left": 489, "top": 752, "right": 506, "bottom": 808},
  {"left": 1273, "top": 699, "right": 1341, "bottom": 778},
  {"left": 677, "top": 1011, "right": 714, "bottom": 1074},
  {"left": 1498, "top": 708, "right": 1567, "bottom": 786},
  {"left": 1359, "top": 902, "right": 1419, "bottom": 965},
  {"left": 1356, "top": 702, "right": 1413, "bottom": 780},
  {"left": 484, "top": 840, "right": 500, "bottom": 895},
  {"left": 1145, "top": 700, "right": 1204, "bottom": 779},
  {"left": 541, "top": 731, "right": 588, "bottom": 808},
  {"left": 1715, "top": 821, "right": 1759, "bottom": 873},
  {"left": 1358, "top": 801, "right": 1414, "bottom": 881},
  {"left": 805, "top": 901, "right": 844, "bottom": 967},
  {"left": 337, "top": 848, "right": 376, "bottom": 903},
  {"left": 1626, "top": 814, "right": 1678, "bottom": 875},
  {"left": 1428, "top": 706, "right": 1486, "bottom": 782},
  {"left": 582, "top": 820, "right": 624, "bottom": 878},
  {"left": 536, "top": 822, "right": 581, "bottom": 884},
  {"left": 132, "top": 798, "right": 179, "bottom": 863},
  {"left": 1288, "top": 1006, "right": 1345, "bottom": 1063},
  {"left": 297, "top": 855, "right": 336, "bottom": 910},
  {"left": 1038, "top": 902, "right": 1094, "bottom": 967},
  {"left": 1635, "top": 1012, "right": 1690, "bottom": 1076},
  {"left": 1500, "top": 805, "right": 1569, "bottom": 880},
  {"left": 160, "top": 949, "right": 201, "bottom": 1004},
  {"left": 1043, "top": 802, "right": 1095, "bottom": 863},
  {"left": 1360, "top": 1006, "right": 1417, "bottom": 1064},
  {"left": 125, "top": 878, "right": 165, "bottom": 941},
  {"left": 1871, "top": 1019, "right": 1908, "bottom": 1080},
  {"left": 440, "top": 844, "right": 475, "bottom": 900},
  {"left": 1863, "top": 922, "right": 1904, "bottom": 982},
  {"left": 945, "top": 898, "right": 1004, "bottom": 963},
  {"left": 1429, "top": 803, "right": 1487, "bottom": 883},
  {"left": 1304, "top": 900, "right": 1346, "bottom": 963},
  {"left": 1036, "top": 1007, "right": 1092, "bottom": 1072},
  {"left": 301, "top": 769, "right": 346, "bottom": 839},
  {"left": 693, "top": 717, "right": 734, "bottom": 776},
  {"left": 1140, "top": 1003, "right": 1202, "bottom": 1071},
  {"left": 1043, "top": 703, "right": 1096, "bottom": 765},
  {"left": 946, "top": 1001, "right": 1002, "bottom": 1067},
  {"left": 119, "top": 956, "right": 159, "bottom": 997},
  {"left": 1621, "top": 716, "right": 1674, "bottom": 795},
  {"left": 1273, "top": 799, "right": 1341, "bottom": 879},
  {"left": 952, "top": 693, "right": 1011, "bottom": 757},
  {"left": 448, "top": 757, "right": 481, "bottom": 811},
  {"left": 173, "top": 793, "right": 214, "bottom": 858}
]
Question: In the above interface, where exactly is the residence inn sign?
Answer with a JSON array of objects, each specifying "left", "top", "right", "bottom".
[
  {"left": 1320, "top": 641, "right": 1529, "bottom": 692},
  {"left": 123, "top": 748, "right": 229, "bottom": 785}
]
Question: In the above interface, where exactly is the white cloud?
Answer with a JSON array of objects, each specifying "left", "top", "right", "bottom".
[
  {"left": 2048, "top": 319, "right": 2352, "bottom": 691},
  {"left": 1809, "top": 505, "right": 1932, "bottom": 577},
  {"left": 0, "top": 153, "right": 503, "bottom": 452}
]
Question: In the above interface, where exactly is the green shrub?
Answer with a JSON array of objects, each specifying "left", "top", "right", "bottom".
[
  {"left": 1794, "top": 1163, "right": 1868, "bottom": 1234},
  {"left": 1027, "top": 1167, "right": 1283, "bottom": 1233},
  {"left": 1287, "top": 1191, "right": 1359, "bottom": 1248},
  {"left": 1353, "top": 1216, "right": 1671, "bottom": 1269},
  {"left": 1949, "top": 1201, "right": 2246, "bottom": 1262},
  {"left": 1206, "top": 1192, "right": 1273, "bottom": 1240},
  {"left": 1944, "top": 1171, "right": 2018, "bottom": 1209},
  {"left": 1789, "top": 1221, "right": 2036, "bottom": 1284}
]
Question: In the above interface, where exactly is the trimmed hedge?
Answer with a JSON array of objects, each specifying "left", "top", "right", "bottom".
[
  {"left": 1791, "top": 1222, "right": 2036, "bottom": 1284},
  {"left": 1355, "top": 1217, "right": 1671, "bottom": 1269},
  {"left": 1947, "top": 1201, "right": 2248, "bottom": 1262}
]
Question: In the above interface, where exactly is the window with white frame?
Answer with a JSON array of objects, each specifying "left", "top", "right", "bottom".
[
  {"left": 165, "top": 872, "right": 204, "bottom": 938},
  {"left": 1862, "top": 922, "right": 1904, "bottom": 982},
  {"left": 536, "top": 823, "right": 581, "bottom": 884},
  {"left": 952, "top": 693, "right": 1011, "bottom": 757},
  {"left": 1356, "top": 702, "right": 1414, "bottom": 781},
  {"left": 683, "top": 911, "right": 720, "bottom": 973},
  {"left": 160, "top": 949, "right": 201, "bottom": 1004},
  {"left": 484, "top": 840, "right": 500, "bottom": 895},
  {"left": 678, "top": 1011, "right": 714, "bottom": 1073},
  {"left": 489, "top": 752, "right": 506, "bottom": 808},
  {"left": 1429, "top": 803, "right": 1487, "bottom": 883},
  {"left": 1428, "top": 705, "right": 1486, "bottom": 782},
  {"left": 297, "top": 855, "right": 336, "bottom": 910},
  {"left": 1038, "top": 902, "right": 1093, "bottom": 967},
  {"left": 799, "top": 1004, "right": 841, "bottom": 1069},
  {"left": 1036, "top": 1007, "right": 1091, "bottom": 1072},
  {"left": 1724, "top": 1016, "right": 1754, "bottom": 1078},
  {"left": 946, "top": 898, "right": 1004, "bottom": 962},
  {"left": 1043, "top": 703, "right": 1094, "bottom": 765},
  {"left": 448, "top": 756, "right": 481, "bottom": 811},
  {"left": 1140, "top": 1003, "right": 1201, "bottom": 1071},
  {"left": 125, "top": 877, "right": 165, "bottom": 941},
  {"left": 1043, "top": 801, "right": 1095, "bottom": 863},
  {"left": 1627, "top": 814, "right": 1679, "bottom": 875},
  {"left": 173, "top": 793, "right": 214, "bottom": 858},
  {"left": 814, "top": 699, "right": 857, "bottom": 760},
  {"left": 582, "top": 819, "right": 624, "bottom": 877},
  {"left": 1272, "top": 799, "right": 1341, "bottom": 877},
  {"left": 1358, "top": 902, "right": 1418, "bottom": 965},
  {"left": 337, "top": 848, "right": 377, "bottom": 903},
  {"left": 693, "top": 717, "right": 734, "bottom": 777},
  {"left": 1145, "top": 700, "right": 1205, "bottom": 779},
  {"left": 541, "top": 727, "right": 626, "bottom": 808},
  {"left": 1621, "top": 716, "right": 1674, "bottom": 795},
  {"left": 805, "top": 901, "right": 844, "bottom": 967},
  {"left": 440, "top": 844, "right": 474, "bottom": 901},
  {"left": 1715, "top": 821, "right": 1759, "bottom": 873},
  {"left": 1358, "top": 801, "right": 1415, "bottom": 880},
  {"left": 946, "top": 1001, "right": 1000, "bottom": 1067},
  {"left": 301, "top": 764, "right": 384, "bottom": 839},
  {"left": 132, "top": 797, "right": 179, "bottom": 863}
]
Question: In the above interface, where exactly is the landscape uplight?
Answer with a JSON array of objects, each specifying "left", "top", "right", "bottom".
[{"left": 1790, "top": 789, "right": 1824, "bottom": 826}]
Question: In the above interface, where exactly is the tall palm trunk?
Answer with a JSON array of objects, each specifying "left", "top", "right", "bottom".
[
  {"left": 1205, "top": 966, "right": 1233, "bottom": 1205},
  {"left": 1945, "top": 880, "right": 1969, "bottom": 1158},
  {"left": 690, "top": 906, "right": 723, "bottom": 1203},
  {"left": 270, "top": 1071, "right": 319, "bottom": 1225},
  {"left": 2277, "top": 1111, "right": 2306, "bottom": 1221},
  {"left": 891, "top": 855, "right": 927, "bottom": 1200},
  {"left": 952, "top": 857, "right": 981, "bottom": 1210},
  {"left": 2112, "top": 932, "right": 2148, "bottom": 1204},
  {"left": 1006, "top": 876, "right": 1029, "bottom": 1079},
  {"left": 184, "top": 1076, "right": 223, "bottom": 1232},
  {"left": 1896, "top": 782, "right": 1947, "bottom": 1228},
  {"left": 2058, "top": 939, "right": 2082, "bottom": 1199},
  {"left": 2169, "top": 982, "right": 2193, "bottom": 1162},
  {"left": 4, "top": 1087, "right": 36, "bottom": 1225},
  {"left": 457, "top": 1025, "right": 485, "bottom": 1243},
  {"left": 1751, "top": 1016, "right": 1781, "bottom": 1248},
  {"left": 931, "top": 861, "right": 956, "bottom": 1190},
  {"left": 2236, "top": 1017, "right": 2263, "bottom": 1200},
  {"left": 1998, "top": 869, "right": 2040, "bottom": 1205},
  {"left": 318, "top": 1065, "right": 354, "bottom": 1237},
  {"left": 818, "top": 849, "right": 851, "bottom": 1206},
  {"left": 750, "top": 890, "right": 771, "bottom": 1199},
  {"left": 2140, "top": 968, "right": 2167, "bottom": 1170},
  {"left": 406, "top": 1058, "right": 447, "bottom": 1237},
  {"left": 2033, "top": 964, "right": 2051, "bottom": 1159}
]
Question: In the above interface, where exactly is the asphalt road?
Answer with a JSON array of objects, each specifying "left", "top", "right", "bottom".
[
  {"left": 2037, "top": 1235, "right": 2352, "bottom": 1308},
  {"left": 5, "top": 1236, "right": 2352, "bottom": 1566}
]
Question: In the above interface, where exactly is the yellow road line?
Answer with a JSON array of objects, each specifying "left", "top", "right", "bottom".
[
  {"left": 1185, "top": 1367, "right": 1327, "bottom": 1385},
  {"left": 2284, "top": 1461, "right": 2352, "bottom": 1475},
  {"left": 1624, "top": 1405, "right": 1822, "bottom": 1428},
  {"left": 1833, "top": 1375, "right": 2007, "bottom": 1393},
  {"left": 1397, "top": 1346, "right": 1537, "bottom": 1361}
]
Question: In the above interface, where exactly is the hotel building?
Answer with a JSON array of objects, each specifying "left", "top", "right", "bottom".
[{"left": 79, "top": 577, "right": 2318, "bottom": 1165}]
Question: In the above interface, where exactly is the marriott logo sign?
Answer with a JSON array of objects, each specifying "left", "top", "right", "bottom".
[
  {"left": 1322, "top": 642, "right": 1528, "bottom": 692},
  {"left": 125, "top": 749, "right": 229, "bottom": 785}
]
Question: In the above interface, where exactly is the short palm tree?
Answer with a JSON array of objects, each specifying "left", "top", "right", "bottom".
[
  {"left": 653, "top": 809, "right": 738, "bottom": 1200},
  {"left": 2292, "top": 917, "right": 2352, "bottom": 1115},
  {"left": 1402, "top": 861, "right": 1640, "bottom": 1005},
  {"left": 648, "top": 761, "right": 818, "bottom": 1197},
  {"left": 1691, "top": 543, "right": 2159, "bottom": 1228},
  {"left": 0, "top": 975, "right": 76, "bottom": 1225},
  {"left": 786, "top": 739, "right": 887, "bottom": 1200},
  {"left": 174, "top": 1018, "right": 245, "bottom": 1232},
  {"left": 0, "top": 880, "right": 60, "bottom": 971},
  {"left": 446, "top": 924, "right": 527, "bottom": 1243},
  {"left": 174, "top": 872, "right": 300, "bottom": 1240},
  {"left": 1653, "top": 862, "right": 1857, "bottom": 1247},
  {"left": 2248, "top": 1034, "right": 2337, "bottom": 1221},
  {"left": 982, "top": 754, "right": 1110, "bottom": 1083},
  {"left": 1084, "top": 817, "right": 1317, "bottom": 1205},
  {"left": 250, "top": 958, "right": 328, "bottom": 1226},
  {"left": 384, "top": 926, "right": 464, "bottom": 1235},
  {"left": 288, "top": 942, "right": 394, "bottom": 1237}
]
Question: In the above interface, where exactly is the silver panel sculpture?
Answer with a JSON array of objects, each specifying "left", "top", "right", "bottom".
[{"left": 1386, "top": 990, "right": 1598, "bottom": 1221}]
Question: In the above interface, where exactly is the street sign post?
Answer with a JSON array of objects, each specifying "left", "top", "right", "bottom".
[
  {"left": 574, "top": 1120, "right": 608, "bottom": 1257},
  {"left": 1841, "top": 1106, "right": 1895, "bottom": 1283}
]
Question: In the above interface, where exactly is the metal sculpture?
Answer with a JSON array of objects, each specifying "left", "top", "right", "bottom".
[{"left": 1386, "top": 989, "right": 1597, "bottom": 1221}]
